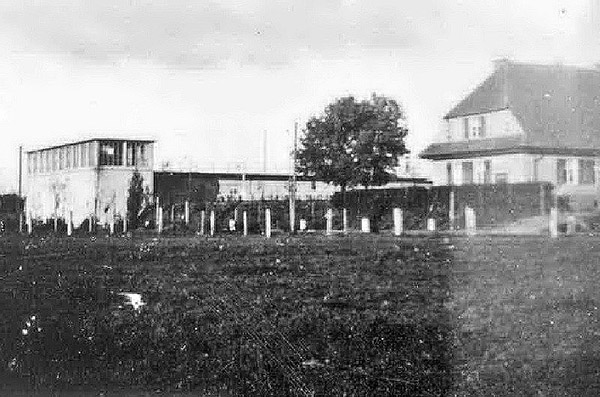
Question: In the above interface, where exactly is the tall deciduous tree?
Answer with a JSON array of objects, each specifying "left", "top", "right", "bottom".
[
  {"left": 127, "top": 169, "right": 146, "bottom": 229},
  {"left": 296, "top": 94, "right": 408, "bottom": 203}
]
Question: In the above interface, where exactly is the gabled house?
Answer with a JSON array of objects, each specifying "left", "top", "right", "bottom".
[{"left": 420, "top": 60, "right": 600, "bottom": 192}]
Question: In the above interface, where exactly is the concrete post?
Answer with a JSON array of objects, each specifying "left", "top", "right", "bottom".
[
  {"left": 393, "top": 208, "right": 403, "bottom": 236},
  {"left": 361, "top": 217, "right": 371, "bottom": 233},
  {"left": 243, "top": 210, "right": 248, "bottom": 236},
  {"left": 170, "top": 204, "right": 175, "bottom": 224},
  {"left": 54, "top": 217, "right": 58, "bottom": 233},
  {"left": 210, "top": 210, "right": 215, "bottom": 236},
  {"left": 155, "top": 197, "right": 160, "bottom": 232},
  {"left": 566, "top": 215, "right": 576, "bottom": 235},
  {"left": 26, "top": 213, "right": 32, "bottom": 235},
  {"left": 109, "top": 210, "right": 115, "bottom": 236},
  {"left": 19, "top": 212, "right": 23, "bottom": 234},
  {"left": 299, "top": 219, "right": 307, "bottom": 231},
  {"left": 200, "top": 210, "right": 205, "bottom": 235},
  {"left": 184, "top": 200, "right": 189, "bottom": 225},
  {"left": 157, "top": 207, "right": 163, "bottom": 234},
  {"left": 449, "top": 190, "right": 455, "bottom": 231},
  {"left": 427, "top": 218, "right": 436, "bottom": 232},
  {"left": 123, "top": 213, "right": 127, "bottom": 234},
  {"left": 88, "top": 214, "right": 93, "bottom": 233},
  {"left": 265, "top": 208, "right": 271, "bottom": 238},
  {"left": 67, "top": 211, "right": 73, "bottom": 236},
  {"left": 465, "top": 206, "right": 476, "bottom": 235},
  {"left": 342, "top": 208, "right": 348, "bottom": 233},
  {"left": 325, "top": 208, "right": 333, "bottom": 235},
  {"left": 549, "top": 207, "right": 558, "bottom": 238}
]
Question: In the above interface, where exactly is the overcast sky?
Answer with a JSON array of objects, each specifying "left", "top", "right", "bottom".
[{"left": 0, "top": 0, "right": 598, "bottom": 191}]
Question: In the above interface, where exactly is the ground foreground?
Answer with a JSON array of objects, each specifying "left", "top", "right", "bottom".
[
  {"left": 0, "top": 235, "right": 452, "bottom": 396},
  {"left": 450, "top": 235, "right": 600, "bottom": 396},
  {"left": 2, "top": 234, "right": 600, "bottom": 396}
]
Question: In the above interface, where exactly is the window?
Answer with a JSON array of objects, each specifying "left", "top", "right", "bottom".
[
  {"left": 66, "top": 146, "right": 72, "bottom": 169},
  {"left": 446, "top": 163, "right": 453, "bottom": 185},
  {"left": 27, "top": 154, "right": 33, "bottom": 175},
  {"left": 463, "top": 118, "right": 469, "bottom": 139},
  {"left": 59, "top": 147, "right": 65, "bottom": 170},
  {"left": 495, "top": 173, "right": 508, "bottom": 183},
  {"left": 126, "top": 142, "right": 136, "bottom": 166},
  {"left": 533, "top": 158, "right": 541, "bottom": 182},
  {"left": 579, "top": 159, "right": 595, "bottom": 185},
  {"left": 462, "top": 161, "right": 473, "bottom": 184},
  {"left": 80, "top": 143, "right": 87, "bottom": 167},
  {"left": 557, "top": 159, "right": 567, "bottom": 185},
  {"left": 484, "top": 160, "right": 491, "bottom": 184},
  {"left": 89, "top": 143, "right": 96, "bottom": 167},
  {"left": 99, "top": 141, "right": 123, "bottom": 166},
  {"left": 479, "top": 116, "right": 486, "bottom": 138}
]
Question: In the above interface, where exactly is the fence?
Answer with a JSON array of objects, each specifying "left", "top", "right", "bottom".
[{"left": 15, "top": 182, "right": 563, "bottom": 237}]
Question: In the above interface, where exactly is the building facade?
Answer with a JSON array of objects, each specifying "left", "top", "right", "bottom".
[
  {"left": 420, "top": 60, "right": 600, "bottom": 194},
  {"left": 25, "top": 138, "right": 154, "bottom": 227}
]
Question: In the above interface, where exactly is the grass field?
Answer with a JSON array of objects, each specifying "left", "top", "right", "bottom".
[
  {"left": 450, "top": 235, "right": 600, "bottom": 396},
  {"left": 0, "top": 234, "right": 452, "bottom": 396},
  {"left": 2, "top": 233, "right": 600, "bottom": 396}
]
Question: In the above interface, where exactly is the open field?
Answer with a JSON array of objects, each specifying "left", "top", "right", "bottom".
[
  {"left": 2, "top": 233, "right": 600, "bottom": 396},
  {"left": 0, "top": 235, "right": 452, "bottom": 396},
  {"left": 451, "top": 235, "right": 600, "bottom": 396}
]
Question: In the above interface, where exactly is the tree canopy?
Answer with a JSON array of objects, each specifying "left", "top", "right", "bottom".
[
  {"left": 127, "top": 169, "right": 146, "bottom": 229},
  {"left": 296, "top": 94, "right": 408, "bottom": 194}
]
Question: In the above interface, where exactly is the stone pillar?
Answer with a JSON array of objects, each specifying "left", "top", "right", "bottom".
[
  {"left": 210, "top": 210, "right": 215, "bottom": 236},
  {"left": 361, "top": 217, "right": 371, "bottom": 233},
  {"left": 67, "top": 211, "right": 73, "bottom": 236},
  {"left": 549, "top": 207, "right": 558, "bottom": 238},
  {"left": 265, "top": 208, "right": 272, "bottom": 238},
  {"left": 200, "top": 210, "right": 205, "bottom": 235},
  {"left": 393, "top": 208, "right": 403, "bottom": 236},
  {"left": 243, "top": 210, "right": 248, "bottom": 236},
  {"left": 325, "top": 208, "right": 333, "bottom": 235},
  {"left": 449, "top": 190, "right": 455, "bottom": 231},
  {"left": 342, "top": 208, "right": 348, "bottom": 233},
  {"left": 184, "top": 200, "right": 189, "bottom": 225}
]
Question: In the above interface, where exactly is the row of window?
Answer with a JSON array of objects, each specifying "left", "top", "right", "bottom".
[
  {"left": 28, "top": 142, "right": 96, "bottom": 174},
  {"left": 28, "top": 141, "right": 151, "bottom": 174},
  {"left": 447, "top": 158, "right": 596, "bottom": 185}
]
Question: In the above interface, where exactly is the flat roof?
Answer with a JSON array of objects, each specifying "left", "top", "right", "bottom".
[
  {"left": 26, "top": 138, "right": 155, "bottom": 154},
  {"left": 154, "top": 170, "right": 431, "bottom": 184}
]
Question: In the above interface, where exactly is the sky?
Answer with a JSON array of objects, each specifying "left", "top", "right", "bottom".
[{"left": 0, "top": 0, "right": 598, "bottom": 192}]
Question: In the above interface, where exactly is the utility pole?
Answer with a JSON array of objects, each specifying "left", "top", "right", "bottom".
[{"left": 289, "top": 122, "right": 298, "bottom": 233}]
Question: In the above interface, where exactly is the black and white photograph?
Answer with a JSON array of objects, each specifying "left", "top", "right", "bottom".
[{"left": 1, "top": 0, "right": 600, "bottom": 395}]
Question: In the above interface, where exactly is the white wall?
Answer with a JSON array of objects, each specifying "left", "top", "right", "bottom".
[
  {"left": 429, "top": 153, "right": 600, "bottom": 187},
  {"left": 445, "top": 109, "right": 524, "bottom": 142}
]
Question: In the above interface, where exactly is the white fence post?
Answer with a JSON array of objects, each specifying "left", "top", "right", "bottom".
[
  {"left": 342, "top": 208, "right": 348, "bottom": 233},
  {"left": 67, "top": 210, "right": 73, "bottom": 236},
  {"left": 200, "top": 210, "right": 205, "bottom": 235},
  {"left": 449, "top": 190, "right": 455, "bottom": 231},
  {"left": 123, "top": 213, "right": 128, "bottom": 234},
  {"left": 19, "top": 212, "right": 23, "bottom": 234},
  {"left": 326, "top": 208, "right": 333, "bottom": 235},
  {"left": 88, "top": 214, "right": 93, "bottom": 233},
  {"left": 243, "top": 210, "right": 248, "bottom": 236},
  {"left": 427, "top": 218, "right": 436, "bottom": 232},
  {"left": 27, "top": 213, "right": 32, "bottom": 235},
  {"left": 184, "top": 200, "right": 190, "bottom": 226},
  {"left": 549, "top": 207, "right": 558, "bottom": 238},
  {"left": 393, "top": 208, "right": 403, "bottom": 236},
  {"left": 109, "top": 210, "right": 115, "bottom": 236},
  {"left": 157, "top": 207, "right": 163, "bottom": 234},
  {"left": 265, "top": 208, "right": 272, "bottom": 238},
  {"left": 361, "top": 217, "right": 371, "bottom": 233},
  {"left": 299, "top": 219, "right": 307, "bottom": 231},
  {"left": 210, "top": 210, "right": 215, "bottom": 236},
  {"left": 566, "top": 215, "right": 576, "bottom": 235},
  {"left": 465, "top": 206, "right": 476, "bottom": 235}
]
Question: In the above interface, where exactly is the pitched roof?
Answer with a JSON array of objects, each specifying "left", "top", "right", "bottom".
[{"left": 442, "top": 60, "right": 600, "bottom": 150}]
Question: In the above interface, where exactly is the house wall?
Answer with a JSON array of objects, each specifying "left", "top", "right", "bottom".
[
  {"left": 430, "top": 153, "right": 600, "bottom": 187},
  {"left": 445, "top": 109, "right": 524, "bottom": 141},
  {"left": 218, "top": 179, "right": 337, "bottom": 200}
]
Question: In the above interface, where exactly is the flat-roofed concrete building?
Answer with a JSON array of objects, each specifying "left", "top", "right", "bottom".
[{"left": 25, "top": 138, "right": 154, "bottom": 227}]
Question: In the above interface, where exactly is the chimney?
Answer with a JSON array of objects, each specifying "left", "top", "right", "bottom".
[
  {"left": 493, "top": 57, "right": 511, "bottom": 70},
  {"left": 493, "top": 58, "right": 511, "bottom": 107}
]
